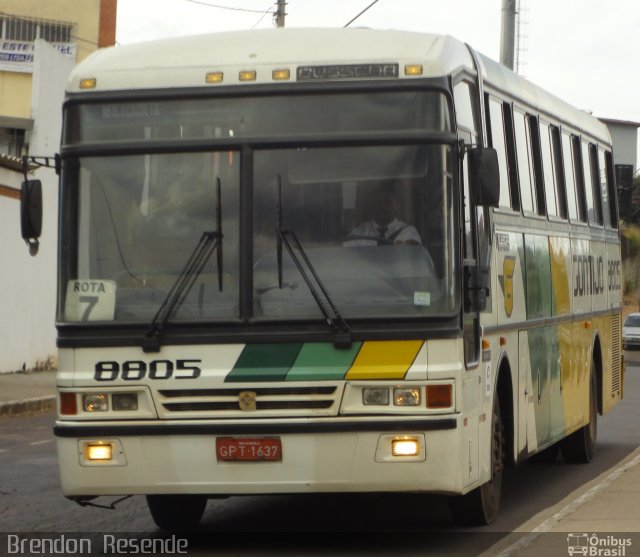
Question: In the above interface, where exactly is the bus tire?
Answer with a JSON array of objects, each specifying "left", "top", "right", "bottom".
[
  {"left": 146, "top": 494, "right": 207, "bottom": 530},
  {"left": 449, "top": 395, "right": 504, "bottom": 525},
  {"left": 562, "top": 362, "right": 597, "bottom": 464}
]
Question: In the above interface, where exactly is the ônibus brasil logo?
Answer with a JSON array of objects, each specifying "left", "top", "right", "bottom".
[{"left": 567, "top": 533, "right": 632, "bottom": 556}]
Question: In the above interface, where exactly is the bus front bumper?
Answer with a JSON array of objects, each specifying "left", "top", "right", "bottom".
[{"left": 54, "top": 417, "right": 469, "bottom": 497}]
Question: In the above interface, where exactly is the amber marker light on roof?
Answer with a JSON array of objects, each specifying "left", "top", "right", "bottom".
[
  {"left": 404, "top": 64, "right": 423, "bottom": 76},
  {"left": 79, "top": 78, "right": 97, "bottom": 89},
  {"left": 272, "top": 69, "right": 290, "bottom": 81},
  {"left": 205, "top": 72, "right": 224, "bottom": 84},
  {"left": 239, "top": 70, "right": 257, "bottom": 81}
]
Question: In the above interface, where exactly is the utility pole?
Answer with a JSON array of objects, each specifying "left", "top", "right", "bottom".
[
  {"left": 275, "top": 0, "right": 286, "bottom": 28},
  {"left": 500, "top": 0, "right": 516, "bottom": 70}
]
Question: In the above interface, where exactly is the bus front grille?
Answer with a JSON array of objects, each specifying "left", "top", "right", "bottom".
[{"left": 156, "top": 385, "right": 341, "bottom": 418}]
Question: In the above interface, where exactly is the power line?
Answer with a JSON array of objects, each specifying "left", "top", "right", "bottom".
[
  {"left": 251, "top": 7, "right": 274, "bottom": 29},
  {"left": 344, "top": 0, "right": 382, "bottom": 27},
  {"left": 184, "top": 0, "right": 272, "bottom": 14}
]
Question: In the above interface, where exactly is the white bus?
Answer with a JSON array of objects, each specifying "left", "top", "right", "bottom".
[{"left": 21, "top": 28, "right": 623, "bottom": 528}]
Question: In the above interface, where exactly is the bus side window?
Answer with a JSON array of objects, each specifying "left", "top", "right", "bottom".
[
  {"left": 603, "top": 150, "right": 618, "bottom": 229},
  {"left": 595, "top": 148, "right": 616, "bottom": 230},
  {"left": 503, "top": 104, "right": 521, "bottom": 211},
  {"left": 562, "top": 131, "right": 578, "bottom": 221},
  {"left": 582, "top": 141, "right": 602, "bottom": 226},
  {"left": 589, "top": 143, "right": 604, "bottom": 226},
  {"left": 454, "top": 82, "right": 478, "bottom": 265},
  {"left": 454, "top": 82, "right": 477, "bottom": 136},
  {"left": 538, "top": 120, "right": 560, "bottom": 218},
  {"left": 571, "top": 135, "right": 588, "bottom": 222},
  {"left": 487, "top": 96, "right": 514, "bottom": 210},
  {"left": 550, "top": 125, "right": 568, "bottom": 219},
  {"left": 513, "top": 109, "right": 537, "bottom": 214},
  {"left": 528, "top": 114, "right": 547, "bottom": 216}
]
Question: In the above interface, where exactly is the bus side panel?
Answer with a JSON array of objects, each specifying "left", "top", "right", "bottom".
[
  {"left": 549, "top": 236, "right": 573, "bottom": 441},
  {"left": 523, "top": 234, "right": 554, "bottom": 451},
  {"left": 493, "top": 230, "right": 526, "bottom": 458}
]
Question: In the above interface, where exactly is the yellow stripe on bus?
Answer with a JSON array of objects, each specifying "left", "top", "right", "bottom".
[{"left": 345, "top": 340, "right": 423, "bottom": 380}]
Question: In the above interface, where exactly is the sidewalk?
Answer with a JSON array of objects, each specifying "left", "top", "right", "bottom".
[
  {"left": 0, "top": 369, "right": 56, "bottom": 417},
  {"left": 481, "top": 446, "right": 640, "bottom": 555}
]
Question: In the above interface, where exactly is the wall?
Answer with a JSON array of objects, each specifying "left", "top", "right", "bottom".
[
  {"left": 608, "top": 125, "right": 638, "bottom": 170},
  {"left": 0, "top": 41, "right": 74, "bottom": 372},
  {"left": 0, "top": 0, "right": 103, "bottom": 61},
  {"left": 0, "top": 74, "right": 32, "bottom": 120}
]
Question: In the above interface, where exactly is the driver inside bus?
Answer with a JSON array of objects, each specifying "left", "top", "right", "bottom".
[{"left": 343, "top": 183, "right": 422, "bottom": 247}]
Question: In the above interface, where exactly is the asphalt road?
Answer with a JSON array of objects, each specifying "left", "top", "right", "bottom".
[{"left": 1, "top": 356, "right": 639, "bottom": 556}]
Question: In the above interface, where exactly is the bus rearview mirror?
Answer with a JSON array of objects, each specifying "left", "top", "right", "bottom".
[
  {"left": 468, "top": 147, "right": 500, "bottom": 208},
  {"left": 21, "top": 179, "right": 43, "bottom": 256}
]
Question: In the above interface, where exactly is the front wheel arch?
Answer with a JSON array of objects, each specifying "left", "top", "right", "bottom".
[
  {"left": 591, "top": 334, "right": 603, "bottom": 415},
  {"left": 495, "top": 355, "right": 515, "bottom": 467}
]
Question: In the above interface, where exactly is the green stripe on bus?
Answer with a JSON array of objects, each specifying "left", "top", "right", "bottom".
[
  {"left": 527, "top": 325, "right": 566, "bottom": 447},
  {"left": 285, "top": 342, "right": 363, "bottom": 381},
  {"left": 225, "top": 343, "right": 303, "bottom": 382}
]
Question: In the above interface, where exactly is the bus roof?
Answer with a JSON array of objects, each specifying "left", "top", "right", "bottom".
[
  {"left": 67, "top": 27, "right": 610, "bottom": 145},
  {"left": 67, "top": 28, "right": 472, "bottom": 91},
  {"left": 477, "top": 52, "right": 610, "bottom": 144}
]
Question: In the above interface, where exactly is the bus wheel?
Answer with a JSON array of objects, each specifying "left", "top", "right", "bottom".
[
  {"left": 562, "top": 362, "right": 597, "bottom": 464},
  {"left": 449, "top": 395, "right": 504, "bottom": 525},
  {"left": 146, "top": 494, "right": 207, "bottom": 530}
]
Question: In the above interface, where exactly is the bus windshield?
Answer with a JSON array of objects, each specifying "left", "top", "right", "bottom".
[{"left": 59, "top": 91, "right": 457, "bottom": 325}]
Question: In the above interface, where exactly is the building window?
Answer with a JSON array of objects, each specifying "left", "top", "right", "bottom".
[
  {"left": 0, "top": 128, "right": 26, "bottom": 157},
  {"left": 40, "top": 22, "right": 72, "bottom": 43},
  {"left": 5, "top": 17, "right": 37, "bottom": 41},
  {"left": 1, "top": 16, "right": 72, "bottom": 44}
]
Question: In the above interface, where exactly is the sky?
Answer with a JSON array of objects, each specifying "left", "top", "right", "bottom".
[{"left": 115, "top": 0, "right": 640, "bottom": 153}]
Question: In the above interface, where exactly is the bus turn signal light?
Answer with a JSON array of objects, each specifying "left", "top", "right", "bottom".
[
  {"left": 426, "top": 384, "right": 452, "bottom": 409},
  {"left": 60, "top": 393, "right": 77, "bottom": 415}
]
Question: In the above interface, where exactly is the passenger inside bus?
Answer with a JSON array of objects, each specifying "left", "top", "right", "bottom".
[{"left": 343, "top": 183, "right": 422, "bottom": 247}]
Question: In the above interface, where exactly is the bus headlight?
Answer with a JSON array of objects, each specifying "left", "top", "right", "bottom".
[
  {"left": 393, "top": 387, "right": 421, "bottom": 406},
  {"left": 112, "top": 393, "right": 138, "bottom": 411},
  {"left": 363, "top": 388, "right": 390, "bottom": 406},
  {"left": 83, "top": 394, "right": 109, "bottom": 412}
]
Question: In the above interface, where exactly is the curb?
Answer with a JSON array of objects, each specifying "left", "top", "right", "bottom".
[
  {"left": 0, "top": 395, "right": 56, "bottom": 418},
  {"left": 479, "top": 445, "right": 640, "bottom": 556}
]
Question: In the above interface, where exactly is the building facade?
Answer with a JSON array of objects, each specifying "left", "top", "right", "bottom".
[
  {"left": 600, "top": 118, "right": 639, "bottom": 222},
  {"left": 0, "top": 0, "right": 116, "bottom": 156},
  {"left": 0, "top": 0, "right": 116, "bottom": 372}
]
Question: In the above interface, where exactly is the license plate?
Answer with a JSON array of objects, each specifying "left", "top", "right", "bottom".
[{"left": 216, "top": 437, "right": 282, "bottom": 462}]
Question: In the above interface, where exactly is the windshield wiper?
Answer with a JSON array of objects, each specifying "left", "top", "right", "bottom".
[
  {"left": 275, "top": 176, "right": 351, "bottom": 349},
  {"left": 142, "top": 178, "right": 224, "bottom": 352}
]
